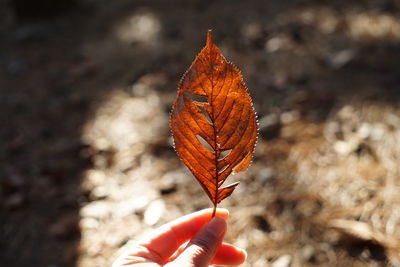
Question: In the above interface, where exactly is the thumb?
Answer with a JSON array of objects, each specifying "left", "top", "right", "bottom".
[{"left": 167, "top": 216, "right": 227, "bottom": 267}]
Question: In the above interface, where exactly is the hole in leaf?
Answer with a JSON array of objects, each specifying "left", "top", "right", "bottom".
[
  {"left": 218, "top": 163, "right": 229, "bottom": 174},
  {"left": 186, "top": 92, "right": 208, "bottom": 103},
  {"left": 196, "top": 105, "right": 213, "bottom": 125},
  {"left": 218, "top": 149, "right": 232, "bottom": 160},
  {"left": 196, "top": 134, "right": 214, "bottom": 152}
]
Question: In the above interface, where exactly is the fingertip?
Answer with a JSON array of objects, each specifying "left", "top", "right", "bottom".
[
  {"left": 214, "top": 208, "right": 229, "bottom": 220},
  {"left": 212, "top": 243, "right": 247, "bottom": 266},
  {"left": 238, "top": 247, "right": 247, "bottom": 262},
  {"left": 205, "top": 216, "right": 227, "bottom": 239},
  {"left": 170, "top": 214, "right": 227, "bottom": 267}
]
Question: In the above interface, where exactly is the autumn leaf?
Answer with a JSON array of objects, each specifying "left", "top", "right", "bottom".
[{"left": 170, "top": 30, "right": 258, "bottom": 216}]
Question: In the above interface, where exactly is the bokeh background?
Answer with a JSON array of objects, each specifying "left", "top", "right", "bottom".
[{"left": 1, "top": 0, "right": 400, "bottom": 266}]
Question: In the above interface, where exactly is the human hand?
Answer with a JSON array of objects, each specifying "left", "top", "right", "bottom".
[{"left": 112, "top": 208, "right": 246, "bottom": 267}]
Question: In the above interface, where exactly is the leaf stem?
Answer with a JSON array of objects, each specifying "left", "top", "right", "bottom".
[{"left": 212, "top": 203, "right": 216, "bottom": 218}]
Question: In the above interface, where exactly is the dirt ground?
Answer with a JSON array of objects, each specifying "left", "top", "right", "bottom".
[{"left": 1, "top": 0, "right": 400, "bottom": 266}]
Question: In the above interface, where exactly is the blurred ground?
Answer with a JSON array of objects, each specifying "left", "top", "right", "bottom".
[{"left": 1, "top": 0, "right": 400, "bottom": 266}]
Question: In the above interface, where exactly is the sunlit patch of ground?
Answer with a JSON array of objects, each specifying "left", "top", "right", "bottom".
[
  {"left": 78, "top": 86, "right": 400, "bottom": 266},
  {"left": 283, "top": 7, "right": 400, "bottom": 43}
]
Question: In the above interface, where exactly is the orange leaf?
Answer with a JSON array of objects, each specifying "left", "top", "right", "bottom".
[{"left": 170, "top": 30, "right": 258, "bottom": 216}]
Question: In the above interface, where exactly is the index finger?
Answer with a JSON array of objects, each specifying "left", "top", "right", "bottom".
[{"left": 139, "top": 208, "right": 229, "bottom": 261}]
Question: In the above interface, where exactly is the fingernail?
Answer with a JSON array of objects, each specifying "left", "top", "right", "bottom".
[{"left": 206, "top": 216, "right": 226, "bottom": 239}]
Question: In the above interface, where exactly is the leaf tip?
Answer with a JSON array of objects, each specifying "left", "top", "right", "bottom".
[{"left": 206, "top": 29, "right": 213, "bottom": 48}]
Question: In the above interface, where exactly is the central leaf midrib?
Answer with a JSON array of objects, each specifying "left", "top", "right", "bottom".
[{"left": 207, "top": 47, "right": 221, "bottom": 206}]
